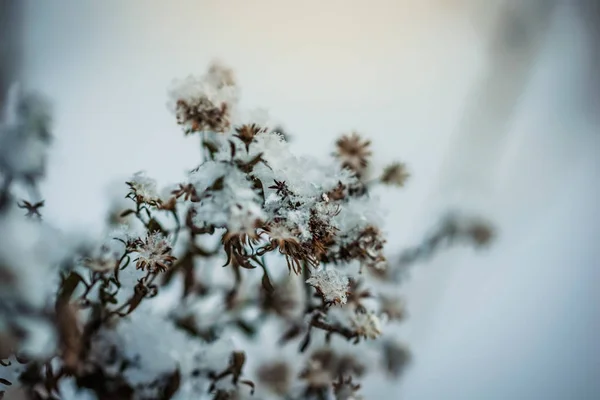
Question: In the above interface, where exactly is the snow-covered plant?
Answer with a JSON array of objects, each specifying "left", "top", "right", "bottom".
[{"left": 0, "top": 63, "right": 494, "bottom": 400}]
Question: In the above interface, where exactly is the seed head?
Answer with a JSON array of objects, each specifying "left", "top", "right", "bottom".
[
  {"left": 133, "top": 231, "right": 176, "bottom": 273},
  {"left": 334, "top": 132, "right": 372, "bottom": 175},
  {"left": 380, "top": 162, "right": 410, "bottom": 187},
  {"left": 126, "top": 172, "right": 160, "bottom": 205},
  {"left": 234, "top": 123, "right": 266, "bottom": 151}
]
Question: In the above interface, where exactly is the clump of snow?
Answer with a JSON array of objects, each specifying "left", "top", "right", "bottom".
[
  {"left": 333, "top": 194, "right": 384, "bottom": 233},
  {"left": 127, "top": 171, "right": 160, "bottom": 204},
  {"left": 192, "top": 165, "right": 264, "bottom": 229},
  {"left": 0, "top": 210, "right": 69, "bottom": 308},
  {"left": 306, "top": 267, "right": 350, "bottom": 305},
  {"left": 249, "top": 131, "right": 356, "bottom": 198},
  {"left": 92, "top": 306, "right": 205, "bottom": 388}
]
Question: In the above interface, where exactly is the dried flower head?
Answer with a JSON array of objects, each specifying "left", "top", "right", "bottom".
[
  {"left": 234, "top": 124, "right": 266, "bottom": 152},
  {"left": 133, "top": 231, "right": 176, "bottom": 273},
  {"left": 176, "top": 98, "right": 231, "bottom": 135},
  {"left": 126, "top": 172, "right": 160, "bottom": 205},
  {"left": 334, "top": 225, "right": 387, "bottom": 272},
  {"left": 326, "top": 182, "right": 347, "bottom": 201},
  {"left": 380, "top": 162, "right": 410, "bottom": 187},
  {"left": 258, "top": 222, "right": 317, "bottom": 274},
  {"left": 334, "top": 132, "right": 372, "bottom": 175},
  {"left": 357, "top": 226, "right": 387, "bottom": 271},
  {"left": 169, "top": 63, "right": 237, "bottom": 135}
]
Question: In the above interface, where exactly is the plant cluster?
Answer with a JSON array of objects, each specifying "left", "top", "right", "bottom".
[{"left": 0, "top": 63, "right": 493, "bottom": 400}]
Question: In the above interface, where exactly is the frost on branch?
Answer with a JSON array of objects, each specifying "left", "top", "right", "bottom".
[{"left": 0, "top": 63, "right": 495, "bottom": 400}]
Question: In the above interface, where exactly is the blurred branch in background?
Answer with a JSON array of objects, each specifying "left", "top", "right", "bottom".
[
  {"left": 438, "top": 0, "right": 558, "bottom": 195},
  {"left": 389, "top": 212, "right": 495, "bottom": 282},
  {"left": 0, "top": 0, "right": 23, "bottom": 110}
]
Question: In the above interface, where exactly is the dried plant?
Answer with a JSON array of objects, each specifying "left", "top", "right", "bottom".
[{"left": 0, "top": 62, "right": 495, "bottom": 400}]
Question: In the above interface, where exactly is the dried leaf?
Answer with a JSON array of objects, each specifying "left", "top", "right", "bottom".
[{"left": 230, "top": 351, "right": 246, "bottom": 383}]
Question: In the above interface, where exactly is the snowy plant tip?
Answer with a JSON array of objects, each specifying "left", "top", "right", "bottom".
[
  {"left": 126, "top": 171, "right": 160, "bottom": 205},
  {"left": 169, "top": 61, "right": 237, "bottom": 135}
]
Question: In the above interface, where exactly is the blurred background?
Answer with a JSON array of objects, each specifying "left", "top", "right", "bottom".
[{"left": 3, "top": 0, "right": 600, "bottom": 398}]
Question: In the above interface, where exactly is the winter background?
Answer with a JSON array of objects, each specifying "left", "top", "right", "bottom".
[{"left": 4, "top": 0, "right": 600, "bottom": 398}]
